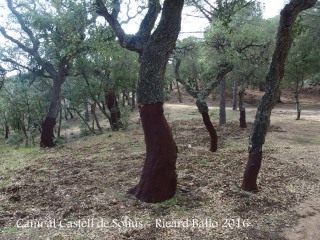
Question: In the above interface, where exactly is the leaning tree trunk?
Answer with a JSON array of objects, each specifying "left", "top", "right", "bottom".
[
  {"left": 219, "top": 76, "right": 227, "bottom": 125},
  {"left": 175, "top": 58, "right": 233, "bottom": 153},
  {"left": 128, "top": 0, "right": 183, "bottom": 203},
  {"left": 196, "top": 99, "right": 218, "bottom": 152},
  {"left": 238, "top": 87, "right": 247, "bottom": 128},
  {"left": 241, "top": 0, "right": 317, "bottom": 192},
  {"left": 40, "top": 79, "right": 63, "bottom": 147}
]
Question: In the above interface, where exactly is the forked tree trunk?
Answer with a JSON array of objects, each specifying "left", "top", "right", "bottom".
[
  {"left": 129, "top": 1, "right": 183, "bottom": 203},
  {"left": 241, "top": 0, "right": 317, "bottom": 192},
  {"left": 40, "top": 80, "right": 63, "bottom": 147},
  {"left": 97, "top": 0, "right": 183, "bottom": 203},
  {"left": 238, "top": 88, "right": 247, "bottom": 128},
  {"left": 196, "top": 99, "right": 218, "bottom": 152},
  {"left": 175, "top": 58, "right": 233, "bottom": 153},
  {"left": 129, "top": 103, "right": 177, "bottom": 202},
  {"left": 106, "top": 88, "right": 122, "bottom": 130},
  {"left": 219, "top": 76, "right": 226, "bottom": 125}
]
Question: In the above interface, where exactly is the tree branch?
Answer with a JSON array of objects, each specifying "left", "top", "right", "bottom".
[
  {"left": 174, "top": 58, "right": 199, "bottom": 98},
  {"left": 96, "top": 0, "right": 163, "bottom": 53},
  {"left": 7, "top": 0, "right": 40, "bottom": 52}
]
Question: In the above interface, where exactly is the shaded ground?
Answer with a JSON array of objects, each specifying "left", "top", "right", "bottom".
[{"left": 0, "top": 88, "right": 319, "bottom": 239}]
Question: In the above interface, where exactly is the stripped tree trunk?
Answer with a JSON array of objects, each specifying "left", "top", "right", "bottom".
[
  {"left": 196, "top": 99, "right": 218, "bottom": 152},
  {"left": 175, "top": 58, "right": 233, "bottom": 152},
  {"left": 96, "top": 0, "right": 184, "bottom": 202},
  {"left": 242, "top": 0, "right": 317, "bottom": 192},
  {"left": 238, "top": 87, "right": 247, "bottom": 128},
  {"left": 41, "top": 80, "right": 63, "bottom": 147}
]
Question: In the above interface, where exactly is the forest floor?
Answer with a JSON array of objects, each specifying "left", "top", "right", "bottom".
[{"left": 0, "top": 87, "right": 319, "bottom": 240}]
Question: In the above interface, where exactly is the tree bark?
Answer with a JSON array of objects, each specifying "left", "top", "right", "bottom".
[
  {"left": 97, "top": 0, "right": 183, "bottom": 203},
  {"left": 238, "top": 88, "right": 247, "bottom": 128},
  {"left": 5, "top": 123, "right": 9, "bottom": 139},
  {"left": 40, "top": 80, "right": 63, "bottom": 147},
  {"left": 84, "top": 101, "right": 90, "bottom": 122},
  {"left": 91, "top": 103, "right": 103, "bottom": 131},
  {"left": 295, "top": 92, "right": 301, "bottom": 120},
  {"left": 295, "top": 75, "right": 304, "bottom": 120},
  {"left": 175, "top": 58, "right": 233, "bottom": 152},
  {"left": 232, "top": 79, "right": 238, "bottom": 111},
  {"left": 57, "top": 105, "right": 63, "bottom": 138},
  {"left": 129, "top": 103, "right": 177, "bottom": 202},
  {"left": 196, "top": 99, "right": 218, "bottom": 152},
  {"left": 219, "top": 76, "right": 227, "bottom": 125},
  {"left": 106, "top": 88, "right": 122, "bottom": 130},
  {"left": 241, "top": 0, "right": 317, "bottom": 192},
  {"left": 73, "top": 108, "right": 95, "bottom": 134}
]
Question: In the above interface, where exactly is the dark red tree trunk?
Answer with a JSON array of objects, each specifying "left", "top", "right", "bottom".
[
  {"left": 239, "top": 88, "right": 247, "bottom": 128},
  {"left": 242, "top": 151, "right": 262, "bottom": 191},
  {"left": 40, "top": 117, "right": 56, "bottom": 147},
  {"left": 40, "top": 80, "right": 62, "bottom": 147},
  {"left": 97, "top": 0, "right": 183, "bottom": 203},
  {"left": 201, "top": 112, "right": 218, "bottom": 152},
  {"left": 241, "top": 0, "right": 317, "bottom": 191},
  {"left": 239, "top": 110, "right": 247, "bottom": 128},
  {"left": 129, "top": 103, "right": 177, "bottom": 203},
  {"left": 106, "top": 88, "right": 122, "bottom": 130}
]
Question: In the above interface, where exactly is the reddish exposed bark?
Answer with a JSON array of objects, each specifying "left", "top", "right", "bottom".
[
  {"left": 241, "top": 0, "right": 317, "bottom": 192},
  {"left": 241, "top": 151, "right": 262, "bottom": 192},
  {"left": 239, "top": 110, "right": 247, "bottom": 128},
  {"left": 201, "top": 112, "right": 218, "bottom": 152},
  {"left": 40, "top": 117, "right": 56, "bottom": 148},
  {"left": 129, "top": 103, "right": 177, "bottom": 203}
]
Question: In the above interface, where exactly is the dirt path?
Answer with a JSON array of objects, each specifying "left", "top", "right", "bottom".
[
  {"left": 165, "top": 97, "right": 320, "bottom": 240},
  {"left": 284, "top": 197, "right": 320, "bottom": 240}
]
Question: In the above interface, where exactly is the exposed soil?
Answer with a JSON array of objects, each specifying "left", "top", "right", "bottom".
[{"left": 0, "top": 87, "right": 319, "bottom": 239}]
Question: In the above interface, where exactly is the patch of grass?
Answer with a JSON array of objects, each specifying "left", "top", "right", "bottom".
[
  {"left": 1, "top": 226, "right": 20, "bottom": 234},
  {"left": 175, "top": 206, "right": 190, "bottom": 215},
  {"left": 198, "top": 159, "right": 208, "bottom": 165},
  {"left": 224, "top": 138, "right": 245, "bottom": 149},
  {"left": 156, "top": 198, "right": 177, "bottom": 207},
  {"left": 0, "top": 145, "right": 43, "bottom": 177}
]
